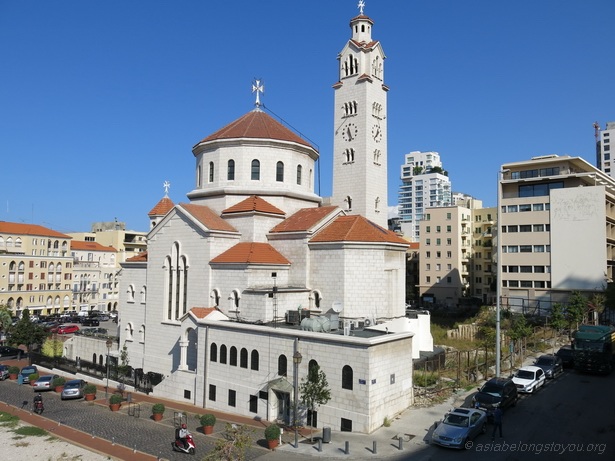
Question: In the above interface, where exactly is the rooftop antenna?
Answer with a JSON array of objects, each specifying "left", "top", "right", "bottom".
[
  {"left": 252, "top": 79, "right": 264, "bottom": 109},
  {"left": 594, "top": 121, "right": 601, "bottom": 142}
]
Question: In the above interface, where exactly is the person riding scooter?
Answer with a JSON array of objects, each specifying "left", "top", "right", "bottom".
[
  {"left": 177, "top": 423, "right": 189, "bottom": 449},
  {"left": 33, "top": 393, "right": 44, "bottom": 414}
]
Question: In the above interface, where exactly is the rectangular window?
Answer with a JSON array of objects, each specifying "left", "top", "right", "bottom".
[
  {"left": 426, "top": 251, "right": 431, "bottom": 258},
  {"left": 533, "top": 245, "right": 545, "bottom": 252},
  {"left": 228, "top": 389, "right": 236, "bottom": 407},
  {"left": 534, "top": 266, "right": 545, "bottom": 273},
  {"left": 507, "top": 246, "right": 518, "bottom": 253},
  {"left": 520, "top": 245, "right": 532, "bottom": 253},
  {"left": 446, "top": 238, "right": 451, "bottom": 245},
  {"left": 446, "top": 225, "right": 451, "bottom": 232},
  {"left": 519, "top": 204, "right": 531, "bottom": 212},
  {"left": 446, "top": 213, "right": 451, "bottom": 220},
  {"left": 508, "top": 225, "right": 518, "bottom": 232},
  {"left": 509, "top": 280, "right": 519, "bottom": 287},
  {"left": 426, "top": 226, "right": 431, "bottom": 233},
  {"left": 520, "top": 281, "right": 532, "bottom": 288},
  {"left": 436, "top": 238, "right": 441, "bottom": 245},
  {"left": 520, "top": 266, "right": 532, "bottom": 273},
  {"left": 507, "top": 205, "right": 518, "bottom": 213},
  {"left": 447, "top": 264, "right": 452, "bottom": 270},
  {"left": 508, "top": 266, "right": 519, "bottom": 273},
  {"left": 534, "top": 281, "right": 546, "bottom": 288},
  {"left": 436, "top": 251, "right": 441, "bottom": 258},
  {"left": 426, "top": 276, "right": 431, "bottom": 283},
  {"left": 436, "top": 226, "right": 441, "bottom": 233},
  {"left": 436, "top": 264, "right": 441, "bottom": 271},
  {"left": 533, "top": 224, "right": 544, "bottom": 232},
  {"left": 533, "top": 203, "right": 544, "bottom": 211},
  {"left": 249, "top": 395, "right": 258, "bottom": 413},
  {"left": 426, "top": 264, "right": 430, "bottom": 270},
  {"left": 520, "top": 225, "right": 531, "bottom": 232},
  {"left": 446, "top": 251, "right": 452, "bottom": 258},
  {"left": 426, "top": 239, "right": 431, "bottom": 246},
  {"left": 209, "top": 385, "right": 216, "bottom": 402}
]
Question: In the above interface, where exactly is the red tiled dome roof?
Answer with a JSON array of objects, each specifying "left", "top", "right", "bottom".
[{"left": 194, "top": 110, "right": 314, "bottom": 150}]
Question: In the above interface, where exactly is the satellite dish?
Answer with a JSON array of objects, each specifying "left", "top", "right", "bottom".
[{"left": 332, "top": 302, "right": 343, "bottom": 313}]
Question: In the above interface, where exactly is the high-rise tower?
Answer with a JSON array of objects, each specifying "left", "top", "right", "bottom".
[{"left": 331, "top": 3, "right": 388, "bottom": 228}]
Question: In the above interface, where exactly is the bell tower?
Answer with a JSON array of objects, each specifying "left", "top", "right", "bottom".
[{"left": 331, "top": 2, "right": 388, "bottom": 228}]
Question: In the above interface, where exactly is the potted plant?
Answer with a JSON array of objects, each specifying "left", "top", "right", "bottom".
[
  {"left": 83, "top": 383, "right": 97, "bottom": 401},
  {"left": 109, "top": 393, "right": 123, "bottom": 411},
  {"left": 52, "top": 376, "right": 66, "bottom": 392},
  {"left": 8, "top": 366, "right": 19, "bottom": 380},
  {"left": 200, "top": 413, "right": 216, "bottom": 434},
  {"left": 28, "top": 373, "right": 40, "bottom": 385},
  {"left": 264, "top": 423, "right": 281, "bottom": 450},
  {"left": 152, "top": 403, "right": 165, "bottom": 421}
]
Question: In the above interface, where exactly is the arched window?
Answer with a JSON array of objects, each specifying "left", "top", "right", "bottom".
[
  {"left": 276, "top": 161, "right": 284, "bottom": 182},
  {"left": 197, "top": 164, "right": 202, "bottom": 187},
  {"left": 240, "top": 348, "right": 248, "bottom": 368},
  {"left": 210, "top": 343, "right": 218, "bottom": 362},
  {"left": 345, "top": 196, "right": 352, "bottom": 211},
  {"left": 220, "top": 345, "right": 227, "bottom": 364},
  {"left": 250, "top": 350, "right": 259, "bottom": 371},
  {"left": 296, "top": 165, "right": 302, "bottom": 185},
  {"left": 227, "top": 159, "right": 235, "bottom": 180},
  {"left": 278, "top": 354, "right": 287, "bottom": 377},
  {"left": 251, "top": 159, "right": 260, "bottom": 180},
  {"left": 209, "top": 161, "right": 214, "bottom": 182},
  {"left": 308, "top": 359, "right": 319, "bottom": 375},
  {"left": 342, "top": 365, "right": 353, "bottom": 390},
  {"left": 210, "top": 289, "right": 220, "bottom": 306},
  {"left": 230, "top": 346, "right": 238, "bottom": 366}
]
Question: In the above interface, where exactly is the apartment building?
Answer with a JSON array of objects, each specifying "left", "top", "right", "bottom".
[
  {"left": 69, "top": 221, "right": 147, "bottom": 264},
  {"left": 398, "top": 151, "right": 452, "bottom": 240},
  {"left": 0, "top": 221, "right": 74, "bottom": 316},
  {"left": 595, "top": 121, "right": 615, "bottom": 178},
  {"left": 70, "top": 240, "right": 119, "bottom": 312},
  {"left": 499, "top": 155, "right": 615, "bottom": 310}
]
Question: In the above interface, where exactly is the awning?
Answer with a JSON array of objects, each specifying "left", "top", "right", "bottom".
[{"left": 266, "top": 377, "right": 294, "bottom": 394}]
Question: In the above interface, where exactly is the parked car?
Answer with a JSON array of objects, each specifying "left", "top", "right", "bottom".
[
  {"left": 19, "top": 365, "right": 38, "bottom": 384},
  {"left": 431, "top": 407, "right": 488, "bottom": 449},
  {"left": 472, "top": 377, "right": 518, "bottom": 412},
  {"left": 512, "top": 365, "right": 546, "bottom": 393},
  {"left": 556, "top": 345, "right": 575, "bottom": 368},
  {"left": 0, "top": 345, "right": 22, "bottom": 359},
  {"left": 33, "top": 374, "right": 60, "bottom": 392},
  {"left": 0, "top": 364, "right": 9, "bottom": 380},
  {"left": 97, "top": 313, "right": 110, "bottom": 322},
  {"left": 61, "top": 379, "right": 87, "bottom": 400},
  {"left": 81, "top": 317, "right": 100, "bottom": 327},
  {"left": 533, "top": 354, "right": 563, "bottom": 378},
  {"left": 57, "top": 324, "right": 80, "bottom": 335}
]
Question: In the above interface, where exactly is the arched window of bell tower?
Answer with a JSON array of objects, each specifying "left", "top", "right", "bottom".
[{"left": 345, "top": 196, "right": 352, "bottom": 212}]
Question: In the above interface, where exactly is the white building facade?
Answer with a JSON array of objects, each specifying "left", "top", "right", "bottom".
[{"left": 118, "top": 6, "right": 432, "bottom": 434}]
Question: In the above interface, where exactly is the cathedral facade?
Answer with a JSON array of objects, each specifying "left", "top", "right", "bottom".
[{"left": 118, "top": 6, "right": 432, "bottom": 434}]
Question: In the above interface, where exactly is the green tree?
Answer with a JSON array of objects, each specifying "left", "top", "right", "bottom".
[
  {"left": 550, "top": 303, "right": 566, "bottom": 333},
  {"left": 117, "top": 342, "right": 130, "bottom": 382},
  {"left": 299, "top": 362, "right": 331, "bottom": 442},
  {"left": 587, "top": 292, "right": 606, "bottom": 324},
  {"left": 565, "top": 291, "right": 587, "bottom": 331},
  {"left": 41, "top": 338, "right": 63, "bottom": 359},
  {"left": 0, "top": 305, "right": 12, "bottom": 334},
  {"left": 7, "top": 309, "right": 48, "bottom": 355},
  {"left": 204, "top": 423, "right": 253, "bottom": 461},
  {"left": 508, "top": 314, "right": 532, "bottom": 365}
]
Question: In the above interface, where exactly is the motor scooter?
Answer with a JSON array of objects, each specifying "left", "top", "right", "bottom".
[
  {"left": 33, "top": 400, "right": 44, "bottom": 415},
  {"left": 171, "top": 432, "right": 196, "bottom": 455}
]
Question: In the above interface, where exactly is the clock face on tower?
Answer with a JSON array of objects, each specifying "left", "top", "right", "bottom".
[
  {"left": 372, "top": 123, "right": 382, "bottom": 143},
  {"left": 342, "top": 123, "right": 358, "bottom": 142}
]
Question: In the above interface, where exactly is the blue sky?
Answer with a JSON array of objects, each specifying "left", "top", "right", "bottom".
[{"left": 1, "top": 1, "right": 614, "bottom": 233}]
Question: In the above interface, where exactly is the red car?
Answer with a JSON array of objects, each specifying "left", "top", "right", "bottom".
[{"left": 57, "top": 324, "right": 79, "bottom": 335}]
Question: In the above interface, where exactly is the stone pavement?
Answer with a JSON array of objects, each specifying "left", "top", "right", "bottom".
[{"left": 0, "top": 353, "right": 543, "bottom": 460}]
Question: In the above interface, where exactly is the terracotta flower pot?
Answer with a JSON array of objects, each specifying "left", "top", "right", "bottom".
[
  {"left": 203, "top": 425, "right": 213, "bottom": 435},
  {"left": 109, "top": 403, "right": 121, "bottom": 412},
  {"left": 55, "top": 386, "right": 64, "bottom": 393},
  {"left": 9, "top": 374, "right": 17, "bottom": 380},
  {"left": 84, "top": 394, "right": 96, "bottom": 401},
  {"left": 152, "top": 413, "right": 163, "bottom": 421},
  {"left": 267, "top": 439, "right": 279, "bottom": 450}
]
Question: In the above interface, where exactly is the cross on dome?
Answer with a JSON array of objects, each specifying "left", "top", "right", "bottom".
[
  {"left": 358, "top": 0, "right": 365, "bottom": 15},
  {"left": 163, "top": 180, "right": 171, "bottom": 197},
  {"left": 252, "top": 79, "right": 264, "bottom": 108}
]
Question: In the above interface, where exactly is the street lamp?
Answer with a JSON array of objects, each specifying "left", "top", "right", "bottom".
[
  {"left": 105, "top": 338, "right": 113, "bottom": 401},
  {"left": 293, "top": 349, "right": 303, "bottom": 448}
]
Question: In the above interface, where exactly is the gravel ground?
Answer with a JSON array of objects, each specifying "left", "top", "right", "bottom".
[{"left": 1, "top": 420, "right": 112, "bottom": 460}]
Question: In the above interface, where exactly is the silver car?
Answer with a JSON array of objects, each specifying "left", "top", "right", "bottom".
[
  {"left": 60, "top": 379, "right": 87, "bottom": 400},
  {"left": 431, "top": 407, "right": 488, "bottom": 449},
  {"left": 33, "top": 374, "right": 59, "bottom": 392}
]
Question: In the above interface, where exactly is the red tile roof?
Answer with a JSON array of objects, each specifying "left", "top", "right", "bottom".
[
  {"left": 178, "top": 203, "right": 237, "bottom": 232},
  {"left": 310, "top": 215, "right": 409, "bottom": 245},
  {"left": 0, "top": 221, "right": 71, "bottom": 239},
  {"left": 190, "top": 307, "right": 218, "bottom": 319},
  {"left": 223, "top": 196, "right": 285, "bottom": 216},
  {"left": 194, "top": 110, "right": 314, "bottom": 150},
  {"left": 126, "top": 251, "right": 148, "bottom": 262},
  {"left": 148, "top": 197, "right": 175, "bottom": 216},
  {"left": 211, "top": 242, "right": 290, "bottom": 265},
  {"left": 70, "top": 241, "right": 116, "bottom": 252},
  {"left": 270, "top": 206, "right": 339, "bottom": 233}
]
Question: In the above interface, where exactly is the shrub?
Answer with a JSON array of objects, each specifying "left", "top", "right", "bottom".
[
  {"left": 109, "top": 394, "right": 123, "bottom": 405},
  {"left": 264, "top": 423, "right": 281, "bottom": 441},
  {"left": 28, "top": 373, "right": 40, "bottom": 383},
  {"left": 200, "top": 413, "right": 216, "bottom": 427},
  {"left": 152, "top": 403, "right": 165, "bottom": 415},
  {"left": 8, "top": 366, "right": 19, "bottom": 375},
  {"left": 52, "top": 376, "right": 66, "bottom": 387},
  {"left": 413, "top": 371, "right": 438, "bottom": 387},
  {"left": 83, "top": 384, "right": 97, "bottom": 395}
]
